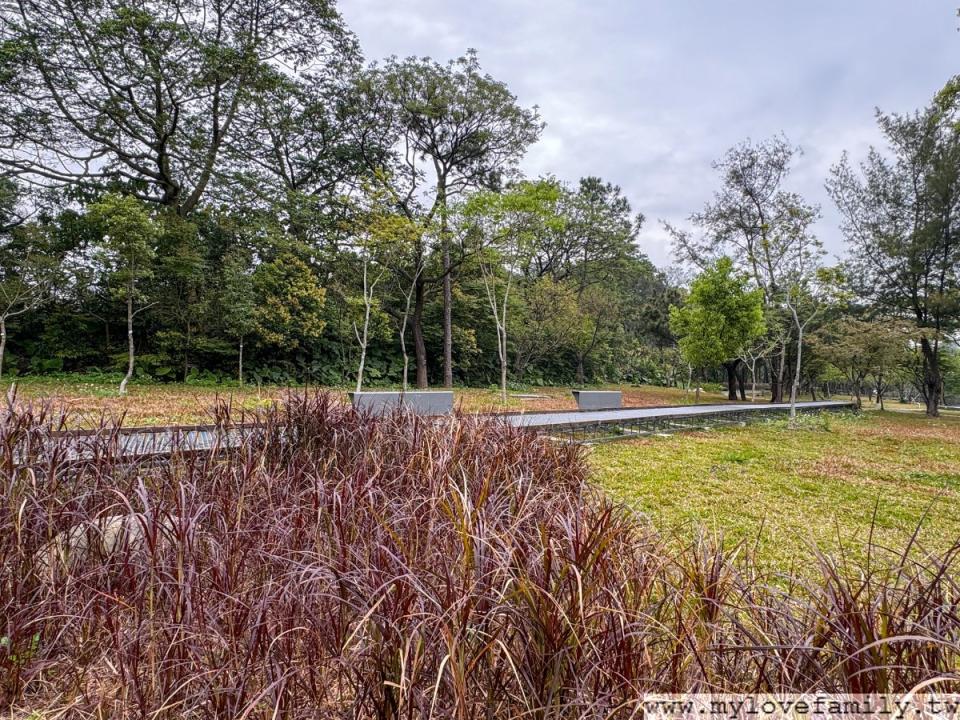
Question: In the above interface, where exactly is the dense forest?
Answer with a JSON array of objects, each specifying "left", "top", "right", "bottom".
[{"left": 0, "top": 0, "right": 958, "bottom": 414}]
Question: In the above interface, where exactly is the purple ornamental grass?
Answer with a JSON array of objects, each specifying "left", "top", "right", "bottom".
[{"left": 0, "top": 392, "right": 958, "bottom": 718}]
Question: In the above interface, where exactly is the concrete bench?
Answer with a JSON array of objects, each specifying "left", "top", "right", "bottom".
[
  {"left": 571, "top": 390, "right": 622, "bottom": 411},
  {"left": 349, "top": 391, "right": 454, "bottom": 416}
]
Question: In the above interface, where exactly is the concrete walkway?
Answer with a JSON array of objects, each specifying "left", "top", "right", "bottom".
[
  {"left": 46, "top": 400, "right": 854, "bottom": 460},
  {"left": 501, "top": 400, "right": 853, "bottom": 429}
]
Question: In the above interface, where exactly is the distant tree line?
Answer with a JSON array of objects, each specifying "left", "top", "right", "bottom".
[
  {"left": 667, "top": 81, "right": 960, "bottom": 418},
  {"left": 0, "top": 0, "right": 676, "bottom": 391},
  {"left": 0, "top": 0, "right": 958, "bottom": 415}
]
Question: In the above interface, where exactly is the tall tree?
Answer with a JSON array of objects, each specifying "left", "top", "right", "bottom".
[
  {"left": 87, "top": 193, "right": 158, "bottom": 395},
  {"left": 1, "top": 0, "right": 355, "bottom": 214},
  {"left": 347, "top": 216, "right": 389, "bottom": 394},
  {"left": 219, "top": 248, "right": 256, "bottom": 386},
  {"left": 232, "top": 67, "right": 392, "bottom": 245},
  {"left": 359, "top": 192, "right": 423, "bottom": 392},
  {"left": 669, "top": 257, "right": 766, "bottom": 402},
  {"left": 827, "top": 79, "right": 960, "bottom": 417},
  {"left": 666, "top": 136, "right": 819, "bottom": 401},
  {"left": 374, "top": 51, "right": 542, "bottom": 388},
  {"left": 783, "top": 267, "right": 834, "bottom": 423},
  {"left": 466, "top": 179, "right": 563, "bottom": 403}
]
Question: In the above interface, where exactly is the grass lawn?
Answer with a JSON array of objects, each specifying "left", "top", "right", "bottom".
[
  {"left": 590, "top": 408, "right": 960, "bottom": 568},
  {"left": 9, "top": 376, "right": 729, "bottom": 427}
]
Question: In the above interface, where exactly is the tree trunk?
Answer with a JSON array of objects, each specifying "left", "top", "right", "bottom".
[
  {"left": 788, "top": 325, "right": 803, "bottom": 424},
  {"left": 499, "top": 295, "right": 509, "bottom": 405},
  {"left": 355, "top": 261, "right": 375, "bottom": 395},
  {"left": 766, "top": 358, "right": 779, "bottom": 403},
  {"left": 443, "top": 256, "right": 453, "bottom": 387},
  {"left": 575, "top": 355, "right": 585, "bottom": 385},
  {"left": 920, "top": 336, "right": 940, "bottom": 417},
  {"left": 439, "top": 182, "right": 453, "bottom": 389},
  {"left": 499, "top": 335, "right": 508, "bottom": 405},
  {"left": 0, "top": 316, "right": 6, "bottom": 381},
  {"left": 723, "top": 361, "right": 738, "bottom": 401},
  {"left": 120, "top": 294, "right": 134, "bottom": 396},
  {"left": 736, "top": 363, "right": 746, "bottom": 401},
  {"left": 238, "top": 337, "right": 244, "bottom": 387},
  {"left": 355, "top": 346, "right": 366, "bottom": 394},
  {"left": 399, "top": 281, "right": 415, "bottom": 393},
  {"left": 184, "top": 320, "right": 191, "bottom": 379},
  {"left": 399, "top": 321, "right": 410, "bottom": 394},
  {"left": 775, "top": 343, "right": 787, "bottom": 403},
  {"left": 413, "top": 278, "right": 428, "bottom": 389}
]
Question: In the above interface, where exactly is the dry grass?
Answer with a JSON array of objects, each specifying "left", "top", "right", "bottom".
[{"left": 9, "top": 378, "right": 728, "bottom": 427}]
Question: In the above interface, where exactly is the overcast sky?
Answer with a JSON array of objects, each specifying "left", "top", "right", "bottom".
[{"left": 340, "top": 0, "right": 957, "bottom": 268}]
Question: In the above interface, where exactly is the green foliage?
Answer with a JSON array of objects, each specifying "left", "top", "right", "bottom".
[
  {"left": 811, "top": 318, "right": 912, "bottom": 388},
  {"left": 378, "top": 50, "right": 543, "bottom": 192},
  {"left": 1, "top": 0, "right": 355, "bottom": 214},
  {"left": 252, "top": 253, "right": 327, "bottom": 349},
  {"left": 669, "top": 257, "right": 766, "bottom": 368},
  {"left": 86, "top": 194, "right": 158, "bottom": 303},
  {"left": 219, "top": 248, "right": 257, "bottom": 342},
  {"left": 828, "top": 78, "right": 960, "bottom": 414}
]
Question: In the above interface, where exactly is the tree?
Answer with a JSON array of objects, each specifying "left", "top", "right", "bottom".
[
  {"left": 231, "top": 67, "right": 392, "bottom": 244},
  {"left": 1, "top": 0, "right": 355, "bottom": 214},
  {"left": 466, "top": 180, "right": 563, "bottom": 403},
  {"left": 87, "top": 194, "right": 158, "bottom": 395},
  {"left": 511, "top": 277, "right": 578, "bottom": 381},
  {"left": 252, "top": 254, "right": 326, "bottom": 352},
  {"left": 219, "top": 249, "right": 256, "bottom": 386},
  {"left": 570, "top": 286, "right": 622, "bottom": 386},
  {"left": 739, "top": 316, "right": 786, "bottom": 403},
  {"left": 151, "top": 215, "right": 208, "bottom": 378},
  {"left": 811, "top": 317, "right": 912, "bottom": 409},
  {"left": 356, "top": 186, "right": 425, "bottom": 392},
  {"left": 774, "top": 209, "right": 829, "bottom": 422},
  {"left": 522, "top": 177, "right": 644, "bottom": 292},
  {"left": 0, "top": 178, "right": 30, "bottom": 234},
  {"left": 0, "top": 226, "right": 57, "bottom": 379},
  {"left": 669, "top": 257, "right": 766, "bottom": 402},
  {"left": 783, "top": 267, "right": 834, "bottom": 423},
  {"left": 350, "top": 234, "right": 387, "bottom": 394},
  {"left": 827, "top": 79, "right": 960, "bottom": 417},
  {"left": 667, "top": 136, "right": 818, "bottom": 402},
  {"left": 375, "top": 51, "right": 543, "bottom": 388}
]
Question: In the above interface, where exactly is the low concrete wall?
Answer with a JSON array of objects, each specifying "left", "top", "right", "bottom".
[
  {"left": 571, "top": 390, "right": 623, "bottom": 411},
  {"left": 349, "top": 391, "right": 454, "bottom": 416}
]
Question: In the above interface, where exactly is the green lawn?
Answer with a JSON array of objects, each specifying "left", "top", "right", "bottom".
[{"left": 590, "top": 409, "right": 960, "bottom": 568}]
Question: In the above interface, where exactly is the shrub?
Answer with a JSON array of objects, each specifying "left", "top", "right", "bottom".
[{"left": 1, "top": 394, "right": 958, "bottom": 717}]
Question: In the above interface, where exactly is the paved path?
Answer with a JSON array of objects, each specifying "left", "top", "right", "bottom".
[
  {"left": 501, "top": 400, "right": 853, "bottom": 429},
  {"left": 47, "top": 400, "right": 853, "bottom": 460}
]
